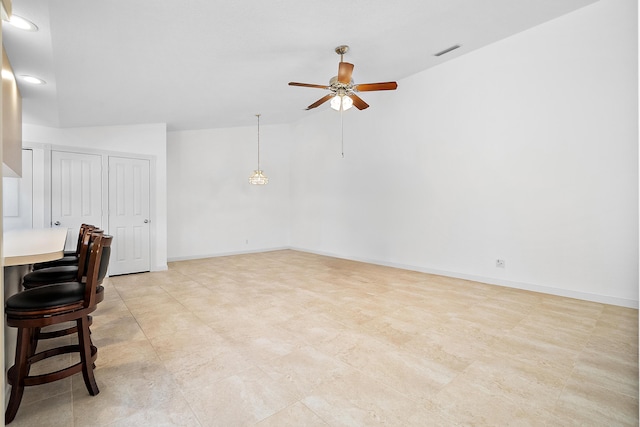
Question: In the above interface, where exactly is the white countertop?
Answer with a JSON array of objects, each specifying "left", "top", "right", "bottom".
[{"left": 3, "top": 228, "right": 69, "bottom": 267}]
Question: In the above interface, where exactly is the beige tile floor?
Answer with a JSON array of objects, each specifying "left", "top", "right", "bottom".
[{"left": 7, "top": 250, "right": 639, "bottom": 426}]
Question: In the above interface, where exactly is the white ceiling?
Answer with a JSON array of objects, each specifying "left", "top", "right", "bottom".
[{"left": 4, "top": 0, "right": 598, "bottom": 131}]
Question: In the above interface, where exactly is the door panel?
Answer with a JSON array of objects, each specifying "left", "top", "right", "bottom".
[
  {"left": 51, "top": 151, "right": 102, "bottom": 250},
  {"left": 108, "top": 156, "right": 150, "bottom": 275}
]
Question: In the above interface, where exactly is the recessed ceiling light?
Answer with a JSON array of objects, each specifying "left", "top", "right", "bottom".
[
  {"left": 19, "top": 75, "right": 46, "bottom": 85},
  {"left": 7, "top": 15, "right": 38, "bottom": 31}
]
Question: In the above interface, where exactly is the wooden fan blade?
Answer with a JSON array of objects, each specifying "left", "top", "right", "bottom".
[
  {"left": 306, "top": 94, "right": 334, "bottom": 110},
  {"left": 348, "top": 94, "right": 369, "bottom": 110},
  {"left": 338, "top": 62, "right": 354, "bottom": 84},
  {"left": 289, "top": 82, "right": 330, "bottom": 89},
  {"left": 354, "top": 82, "right": 398, "bottom": 92}
]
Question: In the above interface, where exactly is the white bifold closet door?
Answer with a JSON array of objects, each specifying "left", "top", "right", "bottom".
[{"left": 51, "top": 150, "right": 103, "bottom": 252}]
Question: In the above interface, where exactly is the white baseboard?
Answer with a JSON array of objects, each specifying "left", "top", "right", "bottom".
[
  {"left": 151, "top": 263, "right": 168, "bottom": 272},
  {"left": 288, "top": 246, "right": 639, "bottom": 309},
  {"left": 167, "top": 246, "right": 289, "bottom": 263},
  {"left": 164, "top": 246, "right": 637, "bottom": 309}
]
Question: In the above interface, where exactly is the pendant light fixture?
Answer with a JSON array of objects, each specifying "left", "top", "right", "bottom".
[{"left": 248, "top": 114, "right": 268, "bottom": 185}]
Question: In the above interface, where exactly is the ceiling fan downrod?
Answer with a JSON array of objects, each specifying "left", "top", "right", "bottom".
[{"left": 335, "top": 45, "right": 349, "bottom": 62}]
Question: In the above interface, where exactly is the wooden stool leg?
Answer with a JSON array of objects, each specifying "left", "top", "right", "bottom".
[
  {"left": 6, "top": 328, "right": 33, "bottom": 424},
  {"left": 29, "top": 327, "right": 40, "bottom": 356},
  {"left": 77, "top": 316, "right": 99, "bottom": 395}
]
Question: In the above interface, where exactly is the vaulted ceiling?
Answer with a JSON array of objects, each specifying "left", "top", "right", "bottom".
[{"left": 4, "top": 0, "right": 598, "bottom": 130}]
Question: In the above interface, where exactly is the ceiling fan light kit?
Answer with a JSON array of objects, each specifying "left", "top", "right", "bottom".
[
  {"left": 288, "top": 45, "right": 398, "bottom": 112},
  {"left": 330, "top": 94, "right": 353, "bottom": 111}
]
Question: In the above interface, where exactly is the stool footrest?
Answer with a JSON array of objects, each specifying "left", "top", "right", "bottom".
[
  {"left": 38, "top": 316, "right": 93, "bottom": 339},
  {"left": 7, "top": 344, "right": 98, "bottom": 387}
]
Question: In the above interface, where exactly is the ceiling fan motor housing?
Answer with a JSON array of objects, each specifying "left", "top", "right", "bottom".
[{"left": 329, "top": 76, "right": 355, "bottom": 96}]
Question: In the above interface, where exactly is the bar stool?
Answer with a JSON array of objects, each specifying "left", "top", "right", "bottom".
[
  {"left": 22, "top": 229, "right": 103, "bottom": 289},
  {"left": 5, "top": 234, "right": 113, "bottom": 424},
  {"left": 32, "top": 224, "right": 95, "bottom": 270}
]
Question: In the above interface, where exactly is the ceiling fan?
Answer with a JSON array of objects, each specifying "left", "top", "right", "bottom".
[{"left": 289, "top": 45, "right": 398, "bottom": 111}]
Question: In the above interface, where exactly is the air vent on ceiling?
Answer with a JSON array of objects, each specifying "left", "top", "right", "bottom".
[{"left": 434, "top": 44, "right": 461, "bottom": 57}]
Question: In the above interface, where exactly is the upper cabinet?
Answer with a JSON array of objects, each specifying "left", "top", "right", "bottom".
[
  {"left": 2, "top": 46, "right": 22, "bottom": 177},
  {"left": 2, "top": 0, "right": 21, "bottom": 177},
  {"left": 1, "top": 0, "right": 10, "bottom": 21}
]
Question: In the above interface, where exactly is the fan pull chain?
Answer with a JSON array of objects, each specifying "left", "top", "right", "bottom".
[{"left": 341, "top": 108, "right": 345, "bottom": 158}]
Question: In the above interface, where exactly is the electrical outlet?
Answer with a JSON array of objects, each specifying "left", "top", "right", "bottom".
[{"left": 496, "top": 259, "right": 505, "bottom": 268}]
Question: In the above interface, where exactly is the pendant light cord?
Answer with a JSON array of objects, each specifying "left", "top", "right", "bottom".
[{"left": 256, "top": 114, "right": 261, "bottom": 169}]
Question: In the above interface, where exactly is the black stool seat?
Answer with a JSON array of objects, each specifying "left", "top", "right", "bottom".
[
  {"left": 22, "top": 266, "right": 79, "bottom": 289},
  {"left": 32, "top": 224, "right": 96, "bottom": 271},
  {"left": 22, "top": 229, "right": 104, "bottom": 290},
  {"left": 6, "top": 282, "right": 104, "bottom": 313},
  {"left": 33, "top": 254, "right": 79, "bottom": 270}
]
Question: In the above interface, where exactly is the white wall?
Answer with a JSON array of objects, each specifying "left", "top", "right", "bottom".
[
  {"left": 22, "top": 122, "right": 168, "bottom": 271},
  {"left": 167, "top": 123, "right": 291, "bottom": 259},
  {"left": 289, "top": 0, "right": 638, "bottom": 307},
  {"left": 18, "top": 0, "right": 637, "bottom": 307}
]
